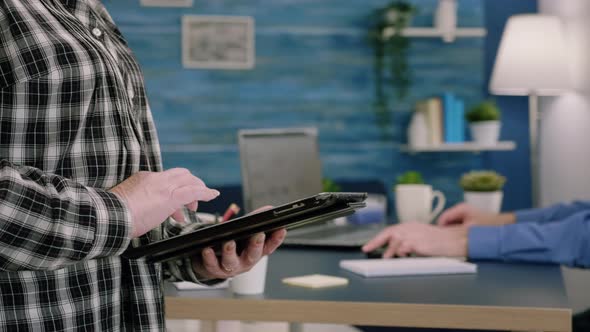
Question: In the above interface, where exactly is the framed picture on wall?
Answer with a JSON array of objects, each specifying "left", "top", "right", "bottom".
[
  {"left": 182, "top": 15, "right": 255, "bottom": 70},
  {"left": 140, "top": 0, "right": 193, "bottom": 7}
]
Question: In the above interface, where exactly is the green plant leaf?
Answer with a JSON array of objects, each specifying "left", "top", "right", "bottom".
[
  {"left": 370, "top": 0, "right": 416, "bottom": 109},
  {"left": 466, "top": 100, "right": 501, "bottom": 122},
  {"left": 460, "top": 170, "right": 506, "bottom": 192},
  {"left": 396, "top": 170, "right": 425, "bottom": 185},
  {"left": 322, "top": 178, "right": 342, "bottom": 192}
]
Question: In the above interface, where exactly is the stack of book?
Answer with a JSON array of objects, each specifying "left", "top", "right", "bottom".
[{"left": 414, "top": 92, "right": 465, "bottom": 145}]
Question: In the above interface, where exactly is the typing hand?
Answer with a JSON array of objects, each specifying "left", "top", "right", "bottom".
[
  {"left": 110, "top": 168, "right": 220, "bottom": 238},
  {"left": 362, "top": 223, "right": 467, "bottom": 258},
  {"left": 192, "top": 205, "right": 287, "bottom": 280}
]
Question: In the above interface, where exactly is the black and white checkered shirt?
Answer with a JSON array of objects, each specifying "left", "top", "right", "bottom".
[{"left": 0, "top": 0, "right": 204, "bottom": 330}]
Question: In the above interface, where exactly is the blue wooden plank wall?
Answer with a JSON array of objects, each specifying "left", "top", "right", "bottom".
[{"left": 105, "top": 0, "right": 490, "bottom": 211}]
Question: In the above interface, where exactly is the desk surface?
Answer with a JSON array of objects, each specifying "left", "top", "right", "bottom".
[{"left": 166, "top": 248, "right": 572, "bottom": 332}]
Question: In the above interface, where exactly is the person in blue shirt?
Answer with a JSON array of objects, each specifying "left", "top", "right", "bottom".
[
  {"left": 362, "top": 201, "right": 590, "bottom": 267},
  {"left": 361, "top": 201, "right": 590, "bottom": 332}
]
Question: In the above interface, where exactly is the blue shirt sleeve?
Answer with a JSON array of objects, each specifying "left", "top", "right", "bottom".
[
  {"left": 468, "top": 210, "right": 590, "bottom": 268},
  {"left": 515, "top": 201, "right": 590, "bottom": 223}
]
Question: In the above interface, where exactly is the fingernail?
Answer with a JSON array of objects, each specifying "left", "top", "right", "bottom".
[
  {"left": 211, "top": 189, "right": 220, "bottom": 197},
  {"left": 256, "top": 233, "right": 265, "bottom": 244},
  {"left": 225, "top": 241, "right": 235, "bottom": 252},
  {"left": 204, "top": 248, "right": 213, "bottom": 256}
]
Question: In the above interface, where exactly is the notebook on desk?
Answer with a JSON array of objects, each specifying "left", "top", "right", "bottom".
[
  {"left": 339, "top": 257, "right": 477, "bottom": 277},
  {"left": 238, "top": 127, "right": 385, "bottom": 248}
]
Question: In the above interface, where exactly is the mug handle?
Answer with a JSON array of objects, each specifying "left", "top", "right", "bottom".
[{"left": 429, "top": 190, "right": 446, "bottom": 223}]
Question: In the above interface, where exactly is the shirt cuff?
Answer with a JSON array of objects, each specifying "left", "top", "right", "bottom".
[
  {"left": 468, "top": 226, "right": 502, "bottom": 260},
  {"left": 515, "top": 208, "right": 545, "bottom": 223},
  {"left": 86, "top": 188, "right": 132, "bottom": 259}
]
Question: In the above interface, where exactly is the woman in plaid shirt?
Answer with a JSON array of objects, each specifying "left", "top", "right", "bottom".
[{"left": 0, "top": 0, "right": 286, "bottom": 330}]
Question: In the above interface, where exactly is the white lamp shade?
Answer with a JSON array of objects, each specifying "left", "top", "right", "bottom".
[{"left": 490, "top": 14, "right": 570, "bottom": 96}]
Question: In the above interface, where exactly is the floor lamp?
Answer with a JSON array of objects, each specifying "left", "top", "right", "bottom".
[{"left": 489, "top": 14, "right": 571, "bottom": 207}]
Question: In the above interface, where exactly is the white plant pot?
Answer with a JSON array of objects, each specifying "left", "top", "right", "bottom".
[
  {"left": 469, "top": 121, "right": 501, "bottom": 145},
  {"left": 463, "top": 191, "right": 503, "bottom": 214}
]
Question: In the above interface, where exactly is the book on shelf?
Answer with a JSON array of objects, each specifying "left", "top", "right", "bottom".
[
  {"left": 443, "top": 93, "right": 454, "bottom": 143},
  {"left": 412, "top": 93, "right": 466, "bottom": 146},
  {"left": 416, "top": 98, "right": 443, "bottom": 145},
  {"left": 453, "top": 98, "right": 466, "bottom": 142},
  {"left": 429, "top": 98, "right": 444, "bottom": 145},
  {"left": 443, "top": 92, "right": 466, "bottom": 143}
]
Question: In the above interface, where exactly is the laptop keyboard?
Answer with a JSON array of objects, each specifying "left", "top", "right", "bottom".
[
  {"left": 284, "top": 223, "right": 384, "bottom": 246},
  {"left": 290, "top": 225, "right": 367, "bottom": 239}
]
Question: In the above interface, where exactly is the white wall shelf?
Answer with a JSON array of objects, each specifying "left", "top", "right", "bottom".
[
  {"left": 400, "top": 141, "right": 516, "bottom": 153},
  {"left": 382, "top": 27, "right": 487, "bottom": 42},
  {"left": 381, "top": 0, "right": 486, "bottom": 43}
]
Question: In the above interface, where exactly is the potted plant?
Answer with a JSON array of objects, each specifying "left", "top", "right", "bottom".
[
  {"left": 465, "top": 100, "right": 501, "bottom": 145},
  {"left": 322, "top": 178, "right": 348, "bottom": 224},
  {"left": 394, "top": 171, "right": 445, "bottom": 223},
  {"left": 395, "top": 170, "right": 424, "bottom": 185},
  {"left": 460, "top": 170, "right": 506, "bottom": 213},
  {"left": 322, "top": 178, "right": 342, "bottom": 192},
  {"left": 368, "top": 1, "right": 417, "bottom": 132}
]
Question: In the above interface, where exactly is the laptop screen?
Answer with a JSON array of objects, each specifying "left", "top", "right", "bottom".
[{"left": 238, "top": 128, "right": 323, "bottom": 213}]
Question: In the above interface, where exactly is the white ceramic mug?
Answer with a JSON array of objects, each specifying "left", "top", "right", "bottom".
[
  {"left": 395, "top": 184, "right": 446, "bottom": 223},
  {"left": 230, "top": 255, "right": 268, "bottom": 295}
]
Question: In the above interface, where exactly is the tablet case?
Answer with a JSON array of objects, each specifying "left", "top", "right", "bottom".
[{"left": 122, "top": 192, "right": 367, "bottom": 263}]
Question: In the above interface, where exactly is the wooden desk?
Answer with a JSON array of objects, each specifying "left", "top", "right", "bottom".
[{"left": 165, "top": 248, "right": 572, "bottom": 332}]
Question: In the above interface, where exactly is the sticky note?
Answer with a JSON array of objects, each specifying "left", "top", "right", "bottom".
[{"left": 281, "top": 274, "right": 348, "bottom": 289}]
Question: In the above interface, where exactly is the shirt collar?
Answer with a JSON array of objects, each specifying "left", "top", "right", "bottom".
[
  {"left": 60, "top": 0, "right": 101, "bottom": 11},
  {"left": 58, "top": 0, "right": 78, "bottom": 11},
  {"left": 59, "top": 0, "right": 105, "bottom": 16}
]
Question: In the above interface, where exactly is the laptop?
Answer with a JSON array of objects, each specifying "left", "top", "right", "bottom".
[{"left": 238, "top": 127, "right": 385, "bottom": 249}]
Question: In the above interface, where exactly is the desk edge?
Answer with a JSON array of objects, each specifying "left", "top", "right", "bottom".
[{"left": 165, "top": 297, "right": 572, "bottom": 332}]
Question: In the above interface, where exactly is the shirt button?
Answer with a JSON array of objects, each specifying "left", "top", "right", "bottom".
[{"left": 92, "top": 28, "right": 103, "bottom": 38}]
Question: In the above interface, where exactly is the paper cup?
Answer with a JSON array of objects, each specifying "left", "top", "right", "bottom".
[{"left": 230, "top": 256, "right": 268, "bottom": 295}]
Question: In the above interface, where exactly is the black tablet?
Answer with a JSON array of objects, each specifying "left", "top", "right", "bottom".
[{"left": 122, "top": 192, "right": 367, "bottom": 263}]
